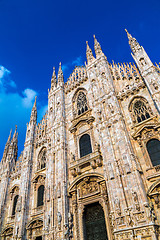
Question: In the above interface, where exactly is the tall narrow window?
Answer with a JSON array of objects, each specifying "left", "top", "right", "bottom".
[
  {"left": 77, "top": 92, "right": 88, "bottom": 115},
  {"left": 147, "top": 139, "right": 160, "bottom": 167},
  {"left": 12, "top": 195, "right": 19, "bottom": 215},
  {"left": 37, "top": 185, "right": 44, "bottom": 207},
  {"left": 79, "top": 134, "right": 92, "bottom": 158},
  {"left": 133, "top": 100, "right": 150, "bottom": 123}
]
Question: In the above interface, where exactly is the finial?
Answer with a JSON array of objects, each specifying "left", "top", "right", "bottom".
[
  {"left": 6, "top": 129, "right": 12, "bottom": 144},
  {"left": 51, "top": 66, "right": 57, "bottom": 88},
  {"left": 86, "top": 41, "right": 95, "bottom": 64},
  {"left": 125, "top": 29, "right": 141, "bottom": 54},
  {"left": 57, "top": 62, "right": 64, "bottom": 84},
  {"left": 12, "top": 125, "right": 18, "bottom": 141},
  {"left": 93, "top": 35, "right": 104, "bottom": 58}
]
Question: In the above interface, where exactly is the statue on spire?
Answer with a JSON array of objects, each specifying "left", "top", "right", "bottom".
[
  {"left": 51, "top": 67, "right": 57, "bottom": 89},
  {"left": 57, "top": 62, "right": 64, "bottom": 85},
  {"left": 86, "top": 41, "right": 95, "bottom": 64},
  {"left": 93, "top": 35, "right": 104, "bottom": 58},
  {"left": 125, "top": 29, "right": 142, "bottom": 54}
]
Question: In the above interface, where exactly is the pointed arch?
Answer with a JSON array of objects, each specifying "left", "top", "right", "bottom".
[
  {"left": 129, "top": 96, "right": 153, "bottom": 124},
  {"left": 72, "top": 88, "right": 89, "bottom": 117},
  {"left": 69, "top": 172, "right": 105, "bottom": 193},
  {"left": 37, "top": 147, "right": 47, "bottom": 170}
]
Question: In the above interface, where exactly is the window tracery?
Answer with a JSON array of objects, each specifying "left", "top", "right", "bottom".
[
  {"left": 129, "top": 97, "right": 153, "bottom": 124},
  {"left": 77, "top": 92, "right": 88, "bottom": 115},
  {"left": 37, "top": 148, "right": 46, "bottom": 170}
]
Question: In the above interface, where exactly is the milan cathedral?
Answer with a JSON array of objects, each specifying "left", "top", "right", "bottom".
[{"left": 0, "top": 30, "right": 160, "bottom": 240}]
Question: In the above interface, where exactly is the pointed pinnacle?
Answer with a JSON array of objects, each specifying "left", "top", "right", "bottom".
[
  {"left": 12, "top": 125, "right": 18, "bottom": 140},
  {"left": 93, "top": 35, "right": 104, "bottom": 58},
  {"left": 86, "top": 41, "right": 94, "bottom": 64},
  {"left": 125, "top": 29, "right": 132, "bottom": 40},
  {"left": 58, "top": 62, "right": 64, "bottom": 83},
  {"left": 51, "top": 66, "right": 57, "bottom": 88}
]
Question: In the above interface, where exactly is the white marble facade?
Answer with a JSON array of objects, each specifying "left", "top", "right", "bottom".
[{"left": 0, "top": 31, "right": 160, "bottom": 240}]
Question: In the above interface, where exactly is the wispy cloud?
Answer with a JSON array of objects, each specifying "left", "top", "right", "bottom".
[
  {"left": 22, "top": 88, "right": 37, "bottom": 108},
  {"left": 0, "top": 65, "right": 16, "bottom": 90},
  {"left": 62, "top": 56, "right": 83, "bottom": 73},
  {"left": 0, "top": 65, "right": 46, "bottom": 159}
]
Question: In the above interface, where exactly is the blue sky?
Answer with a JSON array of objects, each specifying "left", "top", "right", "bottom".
[{"left": 0, "top": 0, "right": 160, "bottom": 159}]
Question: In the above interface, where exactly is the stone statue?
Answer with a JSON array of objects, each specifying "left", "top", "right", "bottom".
[
  {"left": 57, "top": 211, "right": 62, "bottom": 229},
  {"left": 16, "top": 196, "right": 22, "bottom": 212}
]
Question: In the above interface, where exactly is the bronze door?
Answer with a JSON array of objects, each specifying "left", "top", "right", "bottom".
[{"left": 83, "top": 202, "right": 108, "bottom": 240}]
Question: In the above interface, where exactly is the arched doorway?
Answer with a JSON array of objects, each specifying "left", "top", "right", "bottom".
[{"left": 83, "top": 202, "right": 108, "bottom": 240}]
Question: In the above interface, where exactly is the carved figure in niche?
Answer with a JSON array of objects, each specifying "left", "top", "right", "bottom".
[
  {"left": 57, "top": 133, "right": 60, "bottom": 143},
  {"left": 37, "top": 148, "right": 46, "bottom": 170},
  {"left": 122, "top": 154, "right": 131, "bottom": 174},
  {"left": 108, "top": 162, "right": 114, "bottom": 179},
  {"left": 57, "top": 182, "right": 61, "bottom": 198},
  {"left": 94, "top": 142, "right": 100, "bottom": 152},
  {"left": 64, "top": 224, "right": 70, "bottom": 240},
  {"left": 108, "top": 103, "right": 114, "bottom": 114},
  {"left": 97, "top": 108, "right": 102, "bottom": 121},
  {"left": 132, "top": 191, "right": 140, "bottom": 211},
  {"left": 47, "top": 186, "right": 50, "bottom": 202},
  {"left": 151, "top": 79, "right": 158, "bottom": 90},
  {"left": 71, "top": 152, "right": 75, "bottom": 161},
  {"left": 16, "top": 196, "right": 22, "bottom": 212},
  {"left": 15, "top": 225, "right": 19, "bottom": 236},
  {"left": 140, "top": 58, "right": 146, "bottom": 66},
  {"left": 145, "top": 202, "right": 156, "bottom": 223},
  {"left": 114, "top": 197, "right": 121, "bottom": 216},
  {"left": 57, "top": 211, "right": 62, "bottom": 230},
  {"left": 92, "top": 83, "right": 98, "bottom": 99}
]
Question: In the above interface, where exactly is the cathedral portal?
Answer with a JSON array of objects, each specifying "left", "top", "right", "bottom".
[{"left": 83, "top": 202, "right": 108, "bottom": 240}]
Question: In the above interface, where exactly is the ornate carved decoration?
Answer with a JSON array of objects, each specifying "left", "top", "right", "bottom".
[
  {"left": 132, "top": 116, "right": 160, "bottom": 144},
  {"left": 80, "top": 178, "right": 99, "bottom": 197},
  {"left": 129, "top": 96, "right": 153, "bottom": 124},
  {"left": 69, "top": 109, "right": 94, "bottom": 133},
  {"left": 65, "top": 67, "right": 87, "bottom": 93},
  {"left": 69, "top": 149, "right": 102, "bottom": 177},
  {"left": 37, "top": 147, "right": 47, "bottom": 170},
  {"left": 1, "top": 227, "right": 13, "bottom": 237}
]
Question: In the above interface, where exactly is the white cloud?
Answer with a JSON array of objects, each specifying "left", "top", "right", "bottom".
[
  {"left": 0, "top": 65, "right": 16, "bottom": 90},
  {"left": 22, "top": 88, "right": 37, "bottom": 108},
  {"left": 62, "top": 56, "right": 83, "bottom": 74},
  {"left": 72, "top": 56, "right": 83, "bottom": 66}
]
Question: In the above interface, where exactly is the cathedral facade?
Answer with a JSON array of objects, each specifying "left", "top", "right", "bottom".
[{"left": 0, "top": 30, "right": 160, "bottom": 240}]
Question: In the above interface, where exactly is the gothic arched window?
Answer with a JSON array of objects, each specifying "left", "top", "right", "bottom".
[
  {"left": 12, "top": 195, "right": 19, "bottom": 215},
  {"left": 133, "top": 100, "right": 150, "bottom": 123},
  {"left": 37, "top": 185, "right": 44, "bottom": 207},
  {"left": 38, "top": 148, "right": 46, "bottom": 170},
  {"left": 79, "top": 134, "right": 92, "bottom": 158},
  {"left": 129, "top": 97, "right": 152, "bottom": 124},
  {"left": 77, "top": 92, "right": 88, "bottom": 115},
  {"left": 147, "top": 139, "right": 160, "bottom": 167}
]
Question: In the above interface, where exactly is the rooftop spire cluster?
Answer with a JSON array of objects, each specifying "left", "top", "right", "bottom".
[{"left": 86, "top": 35, "right": 105, "bottom": 65}]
